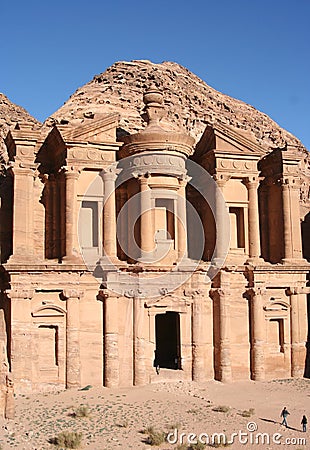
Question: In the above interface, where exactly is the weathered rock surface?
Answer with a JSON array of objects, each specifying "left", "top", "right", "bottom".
[
  {"left": 0, "top": 93, "right": 41, "bottom": 165},
  {"left": 48, "top": 60, "right": 308, "bottom": 154}
]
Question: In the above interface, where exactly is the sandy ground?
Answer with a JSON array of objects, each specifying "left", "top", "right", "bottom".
[{"left": 0, "top": 378, "right": 309, "bottom": 450}]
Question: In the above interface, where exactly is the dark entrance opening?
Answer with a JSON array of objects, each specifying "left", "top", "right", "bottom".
[{"left": 155, "top": 312, "right": 181, "bottom": 369}]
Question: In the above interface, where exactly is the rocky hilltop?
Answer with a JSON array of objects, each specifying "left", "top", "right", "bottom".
[
  {"left": 0, "top": 93, "right": 40, "bottom": 164},
  {"left": 48, "top": 60, "right": 307, "bottom": 154}
]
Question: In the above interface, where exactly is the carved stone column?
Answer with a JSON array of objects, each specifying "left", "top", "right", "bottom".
[
  {"left": 286, "top": 287, "right": 308, "bottom": 377},
  {"left": 177, "top": 177, "right": 188, "bottom": 260},
  {"left": 9, "top": 167, "right": 36, "bottom": 262},
  {"left": 64, "top": 168, "right": 81, "bottom": 262},
  {"left": 0, "top": 309, "right": 14, "bottom": 419},
  {"left": 50, "top": 174, "right": 58, "bottom": 258},
  {"left": 213, "top": 174, "right": 230, "bottom": 265},
  {"left": 118, "top": 188, "right": 128, "bottom": 260},
  {"left": 245, "top": 177, "right": 262, "bottom": 262},
  {"left": 259, "top": 182, "right": 270, "bottom": 261},
  {"left": 139, "top": 174, "right": 154, "bottom": 260},
  {"left": 62, "top": 289, "right": 83, "bottom": 389},
  {"left": 249, "top": 287, "right": 265, "bottom": 380},
  {"left": 101, "top": 166, "right": 120, "bottom": 260},
  {"left": 103, "top": 292, "right": 119, "bottom": 387},
  {"left": 211, "top": 288, "right": 232, "bottom": 382},
  {"left": 191, "top": 290, "right": 211, "bottom": 381},
  {"left": 281, "top": 177, "right": 303, "bottom": 262},
  {"left": 132, "top": 292, "right": 147, "bottom": 386},
  {"left": 7, "top": 288, "right": 34, "bottom": 391}
]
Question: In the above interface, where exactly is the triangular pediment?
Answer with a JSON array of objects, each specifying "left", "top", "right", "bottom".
[
  {"left": 58, "top": 113, "right": 119, "bottom": 143},
  {"left": 195, "top": 123, "right": 264, "bottom": 160}
]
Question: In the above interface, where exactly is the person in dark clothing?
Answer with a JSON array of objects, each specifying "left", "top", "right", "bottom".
[
  {"left": 280, "top": 407, "right": 290, "bottom": 427},
  {"left": 301, "top": 415, "right": 307, "bottom": 432}
]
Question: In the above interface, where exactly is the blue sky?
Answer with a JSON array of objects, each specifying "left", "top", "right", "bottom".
[{"left": 1, "top": 0, "right": 309, "bottom": 149}]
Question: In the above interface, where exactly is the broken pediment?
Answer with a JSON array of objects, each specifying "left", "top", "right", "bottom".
[
  {"left": 195, "top": 123, "right": 265, "bottom": 161},
  {"left": 57, "top": 113, "right": 119, "bottom": 143}
]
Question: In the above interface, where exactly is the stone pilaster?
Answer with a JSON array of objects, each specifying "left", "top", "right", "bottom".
[
  {"left": 213, "top": 174, "right": 230, "bottom": 266},
  {"left": 248, "top": 287, "right": 265, "bottom": 380},
  {"left": 177, "top": 177, "right": 188, "bottom": 260},
  {"left": 62, "top": 289, "right": 83, "bottom": 389},
  {"left": 118, "top": 188, "right": 128, "bottom": 260},
  {"left": 49, "top": 174, "right": 59, "bottom": 258},
  {"left": 191, "top": 290, "right": 212, "bottom": 381},
  {"left": 9, "top": 167, "right": 36, "bottom": 263},
  {"left": 138, "top": 174, "right": 154, "bottom": 261},
  {"left": 0, "top": 309, "right": 14, "bottom": 419},
  {"left": 102, "top": 291, "right": 120, "bottom": 387},
  {"left": 132, "top": 294, "right": 147, "bottom": 386},
  {"left": 63, "top": 168, "right": 81, "bottom": 262},
  {"left": 281, "top": 177, "right": 303, "bottom": 262},
  {"left": 7, "top": 288, "right": 34, "bottom": 391},
  {"left": 245, "top": 177, "right": 262, "bottom": 262},
  {"left": 101, "top": 166, "right": 120, "bottom": 260},
  {"left": 259, "top": 182, "right": 270, "bottom": 261},
  {"left": 210, "top": 287, "right": 232, "bottom": 382},
  {"left": 286, "top": 287, "right": 309, "bottom": 377}
]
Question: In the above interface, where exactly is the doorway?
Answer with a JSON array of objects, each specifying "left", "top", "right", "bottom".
[{"left": 155, "top": 312, "right": 181, "bottom": 369}]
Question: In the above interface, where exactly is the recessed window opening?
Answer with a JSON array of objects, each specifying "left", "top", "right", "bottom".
[
  {"left": 38, "top": 325, "right": 59, "bottom": 366},
  {"left": 79, "top": 201, "right": 98, "bottom": 248},
  {"left": 155, "top": 198, "right": 175, "bottom": 240},
  {"left": 269, "top": 318, "right": 284, "bottom": 353},
  {"left": 229, "top": 206, "right": 245, "bottom": 248}
]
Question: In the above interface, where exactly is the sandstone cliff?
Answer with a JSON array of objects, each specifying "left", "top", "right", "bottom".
[
  {"left": 0, "top": 93, "right": 41, "bottom": 165},
  {"left": 47, "top": 60, "right": 308, "bottom": 155}
]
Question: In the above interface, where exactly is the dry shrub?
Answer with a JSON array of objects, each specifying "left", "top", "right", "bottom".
[
  {"left": 50, "top": 431, "right": 83, "bottom": 448},
  {"left": 212, "top": 405, "right": 230, "bottom": 413}
]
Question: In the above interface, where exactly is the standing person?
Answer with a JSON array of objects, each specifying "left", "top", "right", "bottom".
[
  {"left": 301, "top": 415, "right": 307, "bottom": 432},
  {"left": 280, "top": 407, "right": 290, "bottom": 427}
]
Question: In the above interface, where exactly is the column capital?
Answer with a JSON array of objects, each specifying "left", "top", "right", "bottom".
[
  {"left": 11, "top": 164, "right": 37, "bottom": 175},
  {"left": 213, "top": 173, "right": 230, "bottom": 187},
  {"left": 209, "top": 288, "right": 228, "bottom": 300},
  {"left": 244, "top": 176, "right": 260, "bottom": 189},
  {"left": 97, "top": 289, "right": 109, "bottom": 301},
  {"left": 286, "top": 286, "right": 310, "bottom": 296},
  {"left": 100, "top": 164, "right": 122, "bottom": 182},
  {"left": 61, "top": 289, "right": 84, "bottom": 300},
  {"left": 6, "top": 288, "right": 34, "bottom": 300},
  {"left": 183, "top": 288, "right": 203, "bottom": 298},
  {"left": 281, "top": 176, "right": 301, "bottom": 189},
  {"left": 178, "top": 174, "right": 191, "bottom": 187},
  {"left": 63, "top": 166, "right": 80, "bottom": 180},
  {"left": 132, "top": 172, "right": 150, "bottom": 185},
  {"left": 246, "top": 286, "right": 266, "bottom": 298},
  {"left": 124, "top": 288, "right": 145, "bottom": 299}
]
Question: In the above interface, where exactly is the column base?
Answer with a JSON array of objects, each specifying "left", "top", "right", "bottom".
[
  {"left": 6, "top": 253, "right": 41, "bottom": 267},
  {"left": 281, "top": 258, "right": 309, "bottom": 266},
  {"left": 175, "top": 257, "right": 198, "bottom": 271},
  {"left": 245, "top": 257, "right": 265, "bottom": 266},
  {"left": 96, "top": 255, "right": 127, "bottom": 271},
  {"left": 62, "top": 254, "right": 85, "bottom": 264}
]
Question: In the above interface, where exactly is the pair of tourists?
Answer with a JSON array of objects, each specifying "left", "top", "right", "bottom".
[{"left": 280, "top": 407, "right": 307, "bottom": 432}]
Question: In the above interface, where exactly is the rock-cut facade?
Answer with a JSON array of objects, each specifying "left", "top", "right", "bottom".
[{"left": 0, "top": 67, "right": 309, "bottom": 398}]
